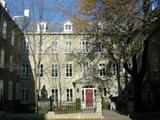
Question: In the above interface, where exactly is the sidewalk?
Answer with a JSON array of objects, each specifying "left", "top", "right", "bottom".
[
  {"left": 1, "top": 113, "right": 102, "bottom": 120},
  {"left": 103, "top": 110, "right": 132, "bottom": 120},
  {"left": 1, "top": 110, "right": 132, "bottom": 120}
]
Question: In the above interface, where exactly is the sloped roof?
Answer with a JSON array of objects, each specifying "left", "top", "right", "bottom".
[
  {"left": 14, "top": 16, "right": 113, "bottom": 34},
  {"left": 14, "top": 16, "right": 65, "bottom": 33}
]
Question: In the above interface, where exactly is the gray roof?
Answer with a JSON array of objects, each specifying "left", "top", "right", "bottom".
[
  {"left": 14, "top": 16, "right": 113, "bottom": 34},
  {"left": 14, "top": 16, "right": 66, "bottom": 33},
  {"left": 14, "top": 16, "right": 30, "bottom": 31},
  {"left": 47, "top": 22, "right": 63, "bottom": 32}
]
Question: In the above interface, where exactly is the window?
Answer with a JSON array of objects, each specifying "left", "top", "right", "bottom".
[
  {"left": 22, "top": 41, "right": 29, "bottom": 53},
  {"left": 65, "top": 41, "right": 72, "bottom": 53},
  {"left": 0, "top": 48, "right": 5, "bottom": 68},
  {"left": 10, "top": 55, "right": 13, "bottom": 72},
  {"left": 67, "top": 89, "right": 73, "bottom": 102},
  {"left": 66, "top": 63, "right": 72, "bottom": 77},
  {"left": 52, "top": 64, "right": 58, "bottom": 77},
  {"left": 52, "top": 89, "right": 58, "bottom": 103},
  {"left": 2, "top": 20, "right": 7, "bottom": 39},
  {"left": 80, "top": 62, "right": 89, "bottom": 75},
  {"left": 36, "top": 40, "right": 44, "bottom": 53},
  {"left": 65, "top": 25, "right": 72, "bottom": 30},
  {"left": 0, "top": 80, "right": 3, "bottom": 101},
  {"left": 52, "top": 41, "right": 58, "bottom": 53},
  {"left": 80, "top": 41, "right": 90, "bottom": 53},
  {"left": 37, "top": 22, "right": 47, "bottom": 32},
  {"left": 99, "top": 63, "right": 106, "bottom": 77},
  {"left": 8, "top": 81, "right": 13, "bottom": 100},
  {"left": 103, "top": 88, "right": 107, "bottom": 97},
  {"left": 38, "top": 64, "right": 43, "bottom": 77},
  {"left": 82, "top": 90, "right": 84, "bottom": 102},
  {"left": 22, "top": 63, "right": 29, "bottom": 77},
  {"left": 64, "top": 23, "right": 72, "bottom": 32},
  {"left": 11, "top": 30, "right": 15, "bottom": 46},
  {"left": 96, "top": 41, "right": 104, "bottom": 52},
  {"left": 22, "top": 88, "right": 29, "bottom": 103},
  {"left": 16, "top": 83, "right": 20, "bottom": 100},
  {"left": 152, "top": 53, "right": 159, "bottom": 72}
]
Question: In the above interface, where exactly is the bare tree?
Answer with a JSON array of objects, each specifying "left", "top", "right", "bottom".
[{"left": 18, "top": 0, "right": 65, "bottom": 112}]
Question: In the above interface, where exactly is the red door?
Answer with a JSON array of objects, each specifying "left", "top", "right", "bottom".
[{"left": 86, "top": 89, "right": 93, "bottom": 108}]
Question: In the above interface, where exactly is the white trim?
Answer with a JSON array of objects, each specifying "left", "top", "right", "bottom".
[
  {"left": 63, "top": 21, "right": 73, "bottom": 33},
  {"left": 81, "top": 88, "right": 96, "bottom": 109},
  {"left": 64, "top": 40, "right": 73, "bottom": 53},
  {"left": 65, "top": 62, "right": 73, "bottom": 78}
]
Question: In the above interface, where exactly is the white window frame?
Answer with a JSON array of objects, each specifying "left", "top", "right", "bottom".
[
  {"left": 8, "top": 81, "right": 13, "bottom": 100},
  {"left": 80, "top": 62, "right": 90, "bottom": 76},
  {"left": 36, "top": 40, "right": 44, "bottom": 53},
  {"left": 22, "top": 88, "right": 29, "bottom": 104},
  {"left": 64, "top": 23, "right": 72, "bottom": 32},
  {"left": 66, "top": 63, "right": 73, "bottom": 78},
  {"left": 96, "top": 41, "right": 104, "bottom": 52},
  {"left": 37, "top": 22, "right": 47, "bottom": 32},
  {"left": 99, "top": 63, "right": 106, "bottom": 77},
  {"left": 52, "top": 64, "right": 59, "bottom": 78},
  {"left": 22, "top": 63, "right": 29, "bottom": 78},
  {"left": 52, "top": 41, "right": 58, "bottom": 53},
  {"left": 22, "top": 41, "right": 29, "bottom": 53},
  {"left": 38, "top": 64, "right": 43, "bottom": 77},
  {"left": 0, "top": 48, "right": 5, "bottom": 68},
  {"left": 52, "top": 89, "right": 58, "bottom": 103},
  {"left": 65, "top": 40, "right": 72, "bottom": 53},
  {"left": 11, "top": 30, "right": 15, "bottom": 46},
  {"left": 80, "top": 40, "right": 90, "bottom": 53},
  {"left": 66, "top": 88, "right": 73, "bottom": 103}
]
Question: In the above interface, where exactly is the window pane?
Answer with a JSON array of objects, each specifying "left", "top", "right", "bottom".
[
  {"left": 52, "top": 64, "right": 58, "bottom": 77},
  {"left": 52, "top": 41, "right": 58, "bottom": 53}
]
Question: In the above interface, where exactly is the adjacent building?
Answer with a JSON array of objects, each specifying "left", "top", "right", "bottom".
[
  {"left": 142, "top": 19, "right": 160, "bottom": 111},
  {"left": 0, "top": 2, "right": 24, "bottom": 111}
]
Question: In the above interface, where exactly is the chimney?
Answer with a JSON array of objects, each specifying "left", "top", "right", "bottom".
[
  {"left": 24, "top": 9, "right": 29, "bottom": 17},
  {"left": 0, "top": 0, "right": 6, "bottom": 8}
]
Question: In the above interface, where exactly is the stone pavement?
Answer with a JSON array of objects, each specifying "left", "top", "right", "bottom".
[
  {"left": 0, "top": 110, "right": 132, "bottom": 120},
  {"left": 102, "top": 110, "right": 131, "bottom": 120}
]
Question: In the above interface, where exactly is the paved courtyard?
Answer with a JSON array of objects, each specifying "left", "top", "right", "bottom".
[
  {"left": 0, "top": 110, "right": 132, "bottom": 120},
  {"left": 102, "top": 110, "right": 131, "bottom": 120}
]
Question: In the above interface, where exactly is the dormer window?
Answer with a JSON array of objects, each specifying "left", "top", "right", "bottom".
[
  {"left": 97, "top": 22, "right": 103, "bottom": 30},
  {"left": 65, "top": 25, "right": 72, "bottom": 30},
  {"left": 37, "top": 22, "right": 47, "bottom": 32},
  {"left": 63, "top": 21, "right": 72, "bottom": 33}
]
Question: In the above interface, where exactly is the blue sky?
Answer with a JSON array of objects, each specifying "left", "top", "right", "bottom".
[
  {"left": 6, "top": 0, "right": 78, "bottom": 22},
  {"left": 6, "top": 0, "right": 159, "bottom": 21}
]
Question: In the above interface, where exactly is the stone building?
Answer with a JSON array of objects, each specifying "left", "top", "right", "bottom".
[
  {"left": 142, "top": 20, "right": 160, "bottom": 111},
  {"left": 0, "top": 2, "right": 24, "bottom": 111},
  {"left": 14, "top": 15, "right": 120, "bottom": 112}
]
